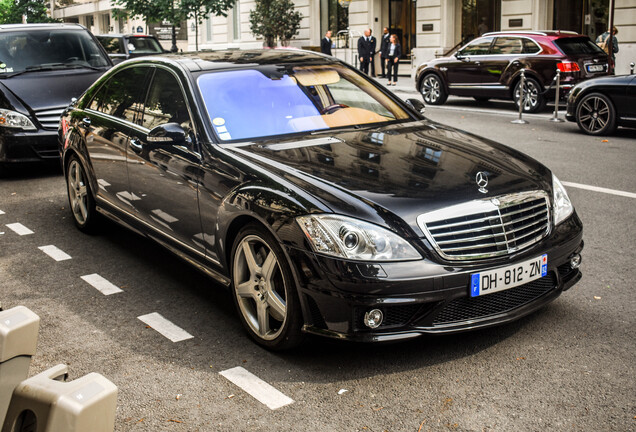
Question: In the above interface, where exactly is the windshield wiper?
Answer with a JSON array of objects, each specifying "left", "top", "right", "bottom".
[
  {"left": 310, "top": 123, "right": 380, "bottom": 135},
  {"left": 1, "top": 63, "right": 103, "bottom": 78}
]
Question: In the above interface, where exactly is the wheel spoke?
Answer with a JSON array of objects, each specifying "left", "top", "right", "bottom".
[
  {"left": 261, "top": 252, "right": 277, "bottom": 284},
  {"left": 597, "top": 117, "right": 607, "bottom": 128},
  {"left": 589, "top": 118, "right": 597, "bottom": 131},
  {"left": 242, "top": 242, "right": 259, "bottom": 276},
  {"left": 598, "top": 107, "right": 609, "bottom": 115},
  {"left": 256, "top": 302, "right": 270, "bottom": 336},
  {"left": 236, "top": 281, "right": 255, "bottom": 299},
  {"left": 266, "top": 291, "right": 286, "bottom": 322},
  {"left": 579, "top": 114, "right": 591, "bottom": 122},
  {"left": 78, "top": 185, "right": 87, "bottom": 198},
  {"left": 78, "top": 199, "right": 87, "bottom": 221}
]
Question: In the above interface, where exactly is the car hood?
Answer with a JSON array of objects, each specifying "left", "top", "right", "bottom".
[
  {"left": 0, "top": 69, "right": 105, "bottom": 112},
  {"left": 224, "top": 120, "right": 553, "bottom": 237}
]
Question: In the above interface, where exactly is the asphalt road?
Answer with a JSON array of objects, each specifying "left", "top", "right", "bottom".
[{"left": 1, "top": 97, "right": 634, "bottom": 431}]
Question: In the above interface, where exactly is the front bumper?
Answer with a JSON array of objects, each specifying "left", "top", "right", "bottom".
[
  {"left": 288, "top": 213, "right": 584, "bottom": 342},
  {"left": 0, "top": 129, "right": 60, "bottom": 164}
]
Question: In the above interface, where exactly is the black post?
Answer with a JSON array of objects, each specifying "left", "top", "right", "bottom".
[
  {"left": 607, "top": 0, "right": 615, "bottom": 74},
  {"left": 171, "top": 24, "right": 178, "bottom": 52}
]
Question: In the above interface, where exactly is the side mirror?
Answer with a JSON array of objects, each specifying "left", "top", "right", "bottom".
[
  {"left": 405, "top": 98, "right": 426, "bottom": 116},
  {"left": 454, "top": 52, "right": 469, "bottom": 61},
  {"left": 147, "top": 123, "right": 188, "bottom": 145}
]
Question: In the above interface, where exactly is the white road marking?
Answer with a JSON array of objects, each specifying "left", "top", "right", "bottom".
[
  {"left": 81, "top": 274, "right": 123, "bottom": 295},
  {"left": 0, "top": 209, "right": 5, "bottom": 215},
  {"left": 6, "top": 223, "right": 34, "bottom": 235},
  {"left": 137, "top": 312, "right": 193, "bottom": 343},
  {"left": 38, "top": 245, "right": 72, "bottom": 261},
  {"left": 562, "top": 181, "right": 636, "bottom": 199},
  {"left": 426, "top": 104, "right": 561, "bottom": 119},
  {"left": 219, "top": 366, "right": 294, "bottom": 410}
]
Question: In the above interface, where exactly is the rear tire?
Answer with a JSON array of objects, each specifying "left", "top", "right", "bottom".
[
  {"left": 66, "top": 155, "right": 98, "bottom": 232},
  {"left": 420, "top": 74, "right": 448, "bottom": 105},
  {"left": 575, "top": 92, "right": 617, "bottom": 135},
  {"left": 230, "top": 223, "right": 304, "bottom": 350},
  {"left": 513, "top": 76, "right": 547, "bottom": 113}
]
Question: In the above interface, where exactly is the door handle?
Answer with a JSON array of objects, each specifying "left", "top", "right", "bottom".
[
  {"left": 475, "top": 61, "right": 481, "bottom": 66},
  {"left": 81, "top": 117, "right": 91, "bottom": 128},
  {"left": 129, "top": 137, "right": 143, "bottom": 153}
]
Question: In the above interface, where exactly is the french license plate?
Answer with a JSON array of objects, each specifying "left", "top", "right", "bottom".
[
  {"left": 470, "top": 254, "right": 547, "bottom": 297},
  {"left": 586, "top": 64, "right": 605, "bottom": 73}
]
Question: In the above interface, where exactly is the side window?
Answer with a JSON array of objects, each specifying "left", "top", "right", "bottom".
[
  {"left": 87, "top": 82, "right": 108, "bottom": 111},
  {"left": 522, "top": 39, "right": 541, "bottom": 54},
  {"left": 460, "top": 37, "right": 494, "bottom": 56},
  {"left": 492, "top": 37, "right": 523, "bottom": 55},
  {"left": 142, "top": 68, "right": 192, "bottom": 131},
  {"left": 99, "top": 67, "right": 148, "bottom": 123}
]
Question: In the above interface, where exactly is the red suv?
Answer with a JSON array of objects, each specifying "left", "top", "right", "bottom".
[{"left": 415, "top": 31, "right": 609, "bottom": 113}]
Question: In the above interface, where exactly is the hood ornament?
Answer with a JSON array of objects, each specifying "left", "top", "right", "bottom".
[{"left": 476, "top": 171, "right": 489, "bottom": 194}]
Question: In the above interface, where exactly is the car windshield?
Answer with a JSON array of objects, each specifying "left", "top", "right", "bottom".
[
  {"left": 0, "top": 29, "right": 110, "bottom": 74},
  {"left": 197, "top": 64, "right": 410, "bottom": 142},
  {"left": 554, "top": 37, "right": 605, "bottom": 55},
  {"left": 126, "top": 36, "right": 163, "bottom": 54}
]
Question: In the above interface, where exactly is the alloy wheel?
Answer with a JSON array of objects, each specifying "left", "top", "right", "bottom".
[
  {"left": 514, "top": 79, "right": 540, "bottom": 111},
  {"left": 233, "top": 234, "right": 288, "bottom": 341},
  {"left": 67, "top": 159, "right": 89, "bottom": 225},
  {"left": 577, "top": 95, "right": 611, "bottom": 134},
  {"left": 421, "top": 75, "right": 442, "bottom": 104}
]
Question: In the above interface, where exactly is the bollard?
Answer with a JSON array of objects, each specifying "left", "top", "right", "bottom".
[
  {"left": 2, "top": 364, "right": 117, "bottom": 432},
  {"left": 512, "top": 69, "right": 529, "bottom": 124},
  {"left": 550, "top": 69, "right": 565, "bottom": 123},
  {"left": 630, "top": 62, "right": 635, "bottom": 75},
  {"left": 0, "top": 307, "right": 40, "bottom": 426}
]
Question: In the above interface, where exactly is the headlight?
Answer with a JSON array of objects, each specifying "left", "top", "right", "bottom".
[
  {"left": 0, "top": 108, "right": 36, "bottom": 131},
  {"left": 296, "top": 214, "right": 421, "bottom": 261},
  {"left": 552, "top": 174, "right": 573, "bottom": 225}
]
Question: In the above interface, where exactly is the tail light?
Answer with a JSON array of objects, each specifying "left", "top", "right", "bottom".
[{"left": 557, "top": 61, "right": 580, "bottom": 72}]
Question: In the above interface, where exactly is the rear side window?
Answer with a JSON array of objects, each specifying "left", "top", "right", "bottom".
[
  {"left": 522, "top": 39, "right": 541, "bottom": 54},
  {"left": 90, "top": 67, "right": 149, "bottom": 123},
  {"left": 459, "top": 37, "right": 494, "bottom": 55},
  {"left": 554, "top": 37, "right": 605, "bottom": 55},
  {"left": 492, "top": 37, "right": 523, "bottom": 55}
]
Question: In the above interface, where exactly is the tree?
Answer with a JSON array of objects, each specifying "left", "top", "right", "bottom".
[
  {"left": 113, "top": 0, "right": 234, "bottom": 52},
  {"left": 0, "top": 0, "right": 56, "bottom": 24},
  {"left": 249, "top": 0, "right": 302, "bottom": 48}
]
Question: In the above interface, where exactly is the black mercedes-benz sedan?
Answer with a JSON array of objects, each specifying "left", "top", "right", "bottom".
[
  {"left": 565, "top": 73, "right": 636, "bottom": 135},
  {"left": 0, "top": 23, "right": 111, "bottom": 173},
  {"left": 58, "top": 50, "right": 583, "bottom": 349}
]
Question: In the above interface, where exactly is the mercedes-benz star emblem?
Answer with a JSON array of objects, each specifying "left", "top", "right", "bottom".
[{"left": 476, "top": 171, "right": 489, "bottom": 194}]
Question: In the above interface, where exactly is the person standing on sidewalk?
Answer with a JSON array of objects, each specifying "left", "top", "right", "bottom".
[
  {"left": 596, "top": 26, "right": 619, "bottom": 73},
  {"left": 379, "top": 27, "right": 390, "bottom": 78},
  {"left": 386, "top": 34, "right": 401, "bottom": 86},
  {"left": 357, "top": 29, "right": 375, "bottom": 75},
  {"left": 321, "top": 30, "right": 333, "bottom": 56}
]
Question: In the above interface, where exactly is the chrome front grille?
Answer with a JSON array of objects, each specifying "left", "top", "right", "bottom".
[
  {"left": 417, "top": 191, "right": 550, "bottom": 261},
  {"left": 34, "top": 106, "right": 65, "bottom": 130}
]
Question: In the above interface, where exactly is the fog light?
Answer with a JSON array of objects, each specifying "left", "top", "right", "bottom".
[
  {"left": 570, "top": 253, "right": 582, "bottom": 269},
  {"left": 364, "top": 309, "right": 384, "bottom": 329}
]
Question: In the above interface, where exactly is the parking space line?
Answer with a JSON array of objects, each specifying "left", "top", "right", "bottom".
[
  {"left": 137, "top": 312, "right": 193, "bottom": 343},
  {"left": 38, "top": 245, "right": 72, "bottom": 261},
  {"left": 563, "top": 181, "right": 636, "bottom": 199},
  {"left": 219, "top": 366, "right": 294, "bottom": 410},
  {"left": 0, "top": 210, "right": 5, "bottom": 215},
  {"left": 81, "top": 274, "right": 123, "bottom": 295},
  {"left": 6, "top": 223, "right": 34, "bottom": 235}
]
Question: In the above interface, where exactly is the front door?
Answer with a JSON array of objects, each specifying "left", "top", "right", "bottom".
[
  {"left": 126, "top": 67, "right": 205, "bottom": 258},
  {"left": 388, "top": 0, "right": 416, "bottom": 59},
  {"left": 446, "top": 36, "right": 494, "bottom": 93}
]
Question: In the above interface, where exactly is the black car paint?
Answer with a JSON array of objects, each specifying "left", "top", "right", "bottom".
[
  {"left": 59, "top": 51, "right": 583, "bottom": 342},
  {"left": 0, "top": 24, "right": 112, "bottom": 165},
  {"left": 566, "top": 74, "right": 636, "bottom": 129}
]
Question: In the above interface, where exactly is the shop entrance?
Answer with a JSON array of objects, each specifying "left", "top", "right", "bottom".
[
  {"left": 388, "top": 0, "right": 416, "bottom": 59},
  {"left": 461, "top": 0, "right": 501, "bottom": 43},
  {"left": 553, "top": 0, "right": 609, "bottom": 42}
]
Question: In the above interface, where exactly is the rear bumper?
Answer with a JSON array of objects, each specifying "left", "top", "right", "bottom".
[{"left": 0, "top": 129, "right": 60, "bottom": 164}]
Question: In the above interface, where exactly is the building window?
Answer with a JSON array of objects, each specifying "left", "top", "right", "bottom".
[
  {"left": 232, "top": 1, "right": 241, "bottom": 41},
  {"left": 461, "top": 0, "right": 501, "bottom": 43},
  {"left": 205, "top": 16, "right": 213, "bottom": 42},
  {"left": 320, "top": 0, "right": 349, "bottom": 37}
]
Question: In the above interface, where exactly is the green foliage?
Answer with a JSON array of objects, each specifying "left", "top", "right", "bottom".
[
  {"left": 0, "top": 0, "right": 57, "bottom": 24},
  {"left": 249, "top": 0, "right": 302, "bottom": 48}
]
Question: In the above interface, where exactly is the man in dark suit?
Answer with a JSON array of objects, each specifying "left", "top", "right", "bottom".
[
  {"left": 379, "top": 27, "right": 390, "bottom": 78},
  {"left": 321, "top": 30, "right": 333, "bottom": 56},
  {"left": 357, "top": 29, "right": 375, "bottom": 75}
]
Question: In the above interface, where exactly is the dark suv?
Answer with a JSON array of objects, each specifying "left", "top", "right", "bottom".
[
  {"left": 96, "top": 34, "right": 166, "bottom": 64},
  {"left": 0, "top": 23, "right": 111, "bottom": 173},
  {"left": 415, "top": 31, "right": 609, "bottom": 113}
]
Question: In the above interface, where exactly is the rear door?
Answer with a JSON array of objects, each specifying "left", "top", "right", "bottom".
[
  {"left": 125, "top": 66, "right": 205, "bottom": 257},
  {"left": 481, "top": 36, "right": 527, "bottom": 86},
  {"left": 83, "top": 66, "right": 150, "bottom": 212}
]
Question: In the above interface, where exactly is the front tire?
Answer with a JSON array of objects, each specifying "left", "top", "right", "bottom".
[
  {"left": 230, "top": 223, "right": 304, "bottom": 350},
  {"left": 513, "top": 76, "right": 546, "bottom": 113},
  {"left": 66, "top": 156, "right": 97, "bottom": 232},
  {"left": 575, "top": 92, "right": 617, "bottom": 135},
  {"left": 420, "top": 74, "right": 448, "bottom": 105}
]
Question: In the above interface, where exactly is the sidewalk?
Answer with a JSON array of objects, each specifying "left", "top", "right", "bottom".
[{"left": 371, "top": 75, "right": 419, "bottom": 94}]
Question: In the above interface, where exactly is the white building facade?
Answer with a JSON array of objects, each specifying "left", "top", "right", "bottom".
[{"left": 51, "top": 0, "right": 636, "bottom": 75}]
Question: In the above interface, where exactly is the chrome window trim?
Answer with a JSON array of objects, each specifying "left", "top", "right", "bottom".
[{"left": 417, "top": 190, "right": 551, "bottom": 261}]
